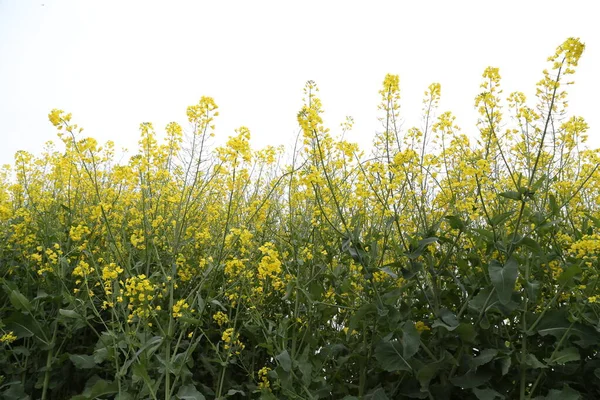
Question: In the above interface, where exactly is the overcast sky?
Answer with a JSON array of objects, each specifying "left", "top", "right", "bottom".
[{"left": 1, "top": 1, "right": 598, "bottom": 166}]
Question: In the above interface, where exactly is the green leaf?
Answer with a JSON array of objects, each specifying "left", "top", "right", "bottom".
[
  {"left": 470, "top": 349, "right": 497, "bottom": 370},
  {"left": 401, "top": 321, "right": 420, "bottom": 359},
  {"left": 500, "top": 356, "right": 511, "bottom": 376},
  {"left": 549, "top": 194, "right": 560, "bottom": 215},
  {"left": 450, "top": 370, "right": 492, "bottom": 389},
  {"left": 558, "top": 264, "right": 582, "bottom": 286},
  {"left": 489, "top": 211, "right": 514, "bottom": 227},
  {"left": 432, "top": 308, "right": 459, "bottom": 331},
  {"left": 445, "top": 215, "right": 466, "bottom": 231},
  {"left": 176, "top": 384, "right": 206, "bottom": 400},
  {"left": 455, "top": 323, "right": 477, "bottom": 343},
  {"left": 4, "top": 312, "right": 49, "bottom": 345},
  {"left": 526, "top": 280, "right": 540, "bottom": 302},
  {"left": 9, "top": 289, "right": 32, "bottom": 313},
  {"left": 70, "top": 376, "right": 118, "bottom": 400},
  {"left": 416, "top": 352, "right": 453, "bottom": 391},
  {"left": 365, "top": 387, "right": 389, "bottom": 400},
  {"left": 379, "top": 266, "right": 398, "bottom": 279},
  {"left": 488, "top": 257, "right": 518, "bottom": 305},
  {"left": 545, "top": 347, "right": 580, "bottom": 365},
  {"left": 276, "top": 350, "right": 292, "bottom": 372},
  {"left": 499, "top": 191, "right": 521, "bottom": 201},
  {"left": 534, "top": 310, "right": 600, "bottom": 347},
  {"left": 375, "top": 340, "right": 412, "bottom": 372},
  {"left": 472, "top": 387, "right": 505, "bottom": 400},
  {"left": 407, "top": 237, "right": 438, "bottom": 260},
  {"left": 69, "top": 354, "right": 97, "bottom": 369},
  {"left": 59, "top": 309, "right": 83, "bottom": 319},
  {"left": 545, "top": 384, "right": 581, "bottom": 400},
  {"left": 523, "top": 354, "right": 546, "bottom": 369}
]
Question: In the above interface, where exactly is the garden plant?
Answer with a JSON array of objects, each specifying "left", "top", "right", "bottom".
[{"left": 1, "top": 37, "right": 599, "bottom": 399}]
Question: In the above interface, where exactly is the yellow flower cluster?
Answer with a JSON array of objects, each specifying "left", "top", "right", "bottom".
[
  {"left": 415, "top": 321, "right": 431, "bottom": 333},
  {"left": 221, "top": 327, "right": 245, "bottom": 354},
  {"left": 0, "top": 331, "right": 17, "bottom": 344},
  {"left": 172, "top": 299, "right": 190, "bottom": 318},
  {"left": 101, "top": 262, "right": 123, "bottom": 299},
  {"left": 69, "top": 224, "right": 91, "bottom": 242},
  {"left": 257, "top": 366, "right": 271, "bottom": 390},
  {"left": 570, "top": 235, "right": 600, "bottom": 264},
  {"left": 212, "top": 311, "right": 229, "bottom": 327},
  {"left": 257, "top": 242, "right": 284, "bottom": 291},
  {"left": 124, "top": 274, "right": 157, "bottom": 323}
]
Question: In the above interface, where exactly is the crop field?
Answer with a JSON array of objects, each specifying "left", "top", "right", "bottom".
[{"left": 1, "top": 38, "right": 599, "bottom": 399}]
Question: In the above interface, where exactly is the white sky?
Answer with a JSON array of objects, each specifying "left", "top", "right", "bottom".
[{"left": 1, "top": 1, "right": 598, "bottom": 166}]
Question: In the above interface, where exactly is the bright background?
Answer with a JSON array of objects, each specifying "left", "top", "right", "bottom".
[{"left": 1, "top": 1, "right": 598, "bottom": 165}]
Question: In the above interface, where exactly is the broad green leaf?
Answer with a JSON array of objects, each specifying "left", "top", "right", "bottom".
[
  {"left": 365, "top": 387, "right": 389, "bottom": 400},
  {"left": 488, "top": 257, "right": 518, "bottom": 305},
  {"left": 276, "top": 349, "right": 292, "bottom": 372},
  {"left": 544, "top": 384, "right": 581, "bottom": 400},
  {"left": 456, "top": 322, "right": 477, "bottom": 343},
  {"left": 545, "top": 347, "right": 580, "bottom": 365},
  {"left": 470, "top": 349, "right": 497, "bottom": 369},
  {"left": 500, "top": 356, "right": 511, "bottom": 376},
  {"left": 59, "top": 309, "right": 83, "bottom": 319},
  {"left": 379, "top": 266, "right": 398, "bottom": 279},
  {"left": 375, "top": 340, "right": 412, "bottom": 372},
  {"left": 70, "top": 376, "right": 118, "bottom": 400},
  {"left": 472, "top": 387, "right": 505, "bottom": 400},
  {"left": 450, "top": 370, "right": 492, "bottom": 389},
  {"left": 416, "top": 352, "right": 453, "bottom": 391},
  {"left": 4, "top": 312, "right": 49, "bottom": 345},
  {"left": 432, "top": 308, "right": 459, "bottom": 331},
  {"left": 401, "top": 321, "right": 420, "bottom": 359},
  {"left": 558, "top": 264, "right": 582, "bottom": 286},
  {"left": 549, "top": 194, "right": 560, "bottom": 215},
  {"left": 445, "top": 215, "right": 466, "bottom": 231},
  {"left": 499, "top": 191, "right": 521, "bottom": 201},
  {"left": 176, "top": 385, "right": 206, "bottom": 400},
  {"left": 523, "top": 354, "right": 546, "bottom": 369},
  {"left": 489, "top": 211, "right": 514, "bottom": 227},
  {"left": 9, "top": 289, "right": 32, "bottom": 313},
  {"left": 526, "top": 280, "right": 540, "bottom": 302},
  {"left": 407, "top": 237, "right": 438, "bottom": 260},
  {"left": 69, "top": 354, "right": 97, "bottom": 369},
  {"left": 534, "top": 310, "right": 600, "bottom": 347}
]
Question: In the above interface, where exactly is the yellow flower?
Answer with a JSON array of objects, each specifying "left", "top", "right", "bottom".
[
  {"left": 0, "top": 331, "right": 17, "bottom": 344},
  {"left": 415, "top": 321, "right": 431, "bottom": 333},
  {"left": 258, "top": 366, "right": 271, "bottom": 390},
  {"left": 172, "top": 299, "right": 189, "bottom": 319},
  {"left": 213, "top": 311, "right": 229, "bottom": 327}
]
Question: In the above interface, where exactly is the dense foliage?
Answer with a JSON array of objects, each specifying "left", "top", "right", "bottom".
[{"left": 1, "top": 37, "right": 599, "bottom": 400}]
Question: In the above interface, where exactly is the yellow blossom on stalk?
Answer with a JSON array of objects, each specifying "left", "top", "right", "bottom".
[
  {"left": 213, "top": 311, "right": 229, "bottom": 326},
  {"left": 589, "top": 296, "right": 598, "bottom": 304},
  {"left": 172, "top": 299, "right": 190, "bottom": 318},
  {"left": 221, "top": 327, "right": 245, "bottom": 354},
  {"left": 415, "top": 321, "right": 431, "bottom": 333},
  {"left": 257, "top": 242, "right": 284, "bottom": 291},
  {"left": 570, "top": 235, "right": 600, "bottom": 261},
  {"left": 372, "top": 270, "right": 388, "bottom": 283},
  {"left": 258, "top": 366, "right": 271, "bottom": 390},
  {"left": 124, "top": 274, "right": 156, "bottom": 322},
  {"left": 0, "top": 331, "right": 17, "bottom": 344},
  {"left": 69, "top": 224, "right": 91, "bottom": 242},
  {"left": 72, "top": 259, "right": 94, "bottom": 278}
]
